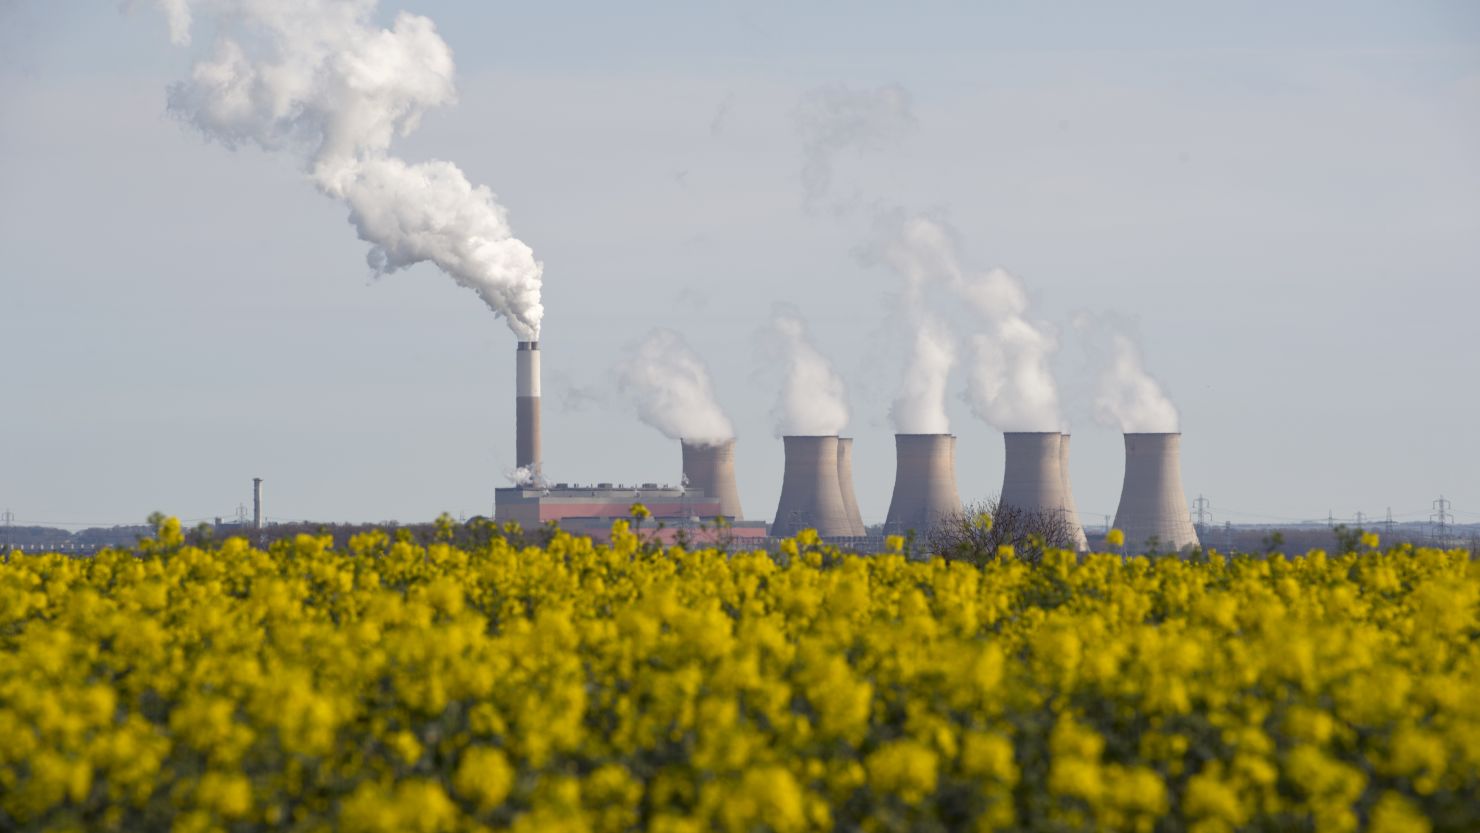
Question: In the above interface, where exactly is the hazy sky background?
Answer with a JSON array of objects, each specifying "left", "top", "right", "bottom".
[{"left": 2, "top": 1, "right": 1477, "bottom": 530}]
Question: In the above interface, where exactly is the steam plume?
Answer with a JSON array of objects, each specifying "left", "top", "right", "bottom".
[
  {"left": 1093, "top": 333, "right": 1180, "bottom": 433},
  {"left": 877, "top": 214, "right": 956, "bottom": 433},
  {"left": 958, "top": 267, "right": 1062, "bottom": 432},
  {"left": 795, "top": 83, "right": 914, "bottom": 210},
  {"left": 766, "top": 311, "right": 849, "bottom": 436},
  {"left": 618, "top": 329, "right": 734, "bottom": 446},
  {"left": 883, "top": 214, "right": 1063, "bottom": 432},
  {"left": 149, "top": 0, "right": 543, "bottom": 339},
  {"left": 890, "top": 329, "right": 954, "bottom": 433}
]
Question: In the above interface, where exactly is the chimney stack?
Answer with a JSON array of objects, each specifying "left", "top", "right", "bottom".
[
  {"left": 252, "top": 477, "right": 263, "bottom": 530},
  {"left": 1112, "top": 432, "right": 1200, "bottom": 553},
  {"left": 681, "top": 438, "right": 744, "bottom": 520},
  {"left": 884, "top": 434, "right": 961, "bottom": 536},
  {"left": 516, "top": 341, "right": 541, "bottom": 481},
  {"left": 836, "top": 437, "right": 867, "bottom": 536},
  {"left": 772, "top": 435, "right": 851, "bottom": 538},
  {"left": 1000, "top": 432, "right": 1067, "bottom": 513},
  {"left": 999, "top": 431, "right": 1086, "bottom": 549},
  {"left": 1058, "top": 433, "right": 1090, "bottom": 551}
]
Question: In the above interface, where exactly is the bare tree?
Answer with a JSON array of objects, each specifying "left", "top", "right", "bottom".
[{"left": 926, "top": 498, "right": 1078, "bottom": 566}]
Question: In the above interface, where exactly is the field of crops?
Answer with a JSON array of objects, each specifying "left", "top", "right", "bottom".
[{"left": 1, "top": 517, "right": 1476, "bottom": 832}]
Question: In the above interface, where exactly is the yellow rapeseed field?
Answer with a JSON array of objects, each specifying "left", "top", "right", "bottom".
[{"left": 1, "top": 517, "right": 1477, "bottom": 832}]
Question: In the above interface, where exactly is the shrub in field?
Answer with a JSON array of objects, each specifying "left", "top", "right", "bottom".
[
  {"left": 926, "top": 498, "right": 1080, "bottom": 565},
  {"left": 0, "top": 518, "right": 1476, "bottom": 832}
]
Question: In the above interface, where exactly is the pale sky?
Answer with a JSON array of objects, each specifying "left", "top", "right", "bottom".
[{"left": 2, "top": 1, "right": 1477, "bottom": 530}]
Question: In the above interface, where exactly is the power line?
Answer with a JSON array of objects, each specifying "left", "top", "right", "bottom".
[
  {"left": 1432, "top": 495, "right": 1454, "bottom": 544},
  {"left": 1192, "top": 494, "right": 1212, "bottom": 539}
]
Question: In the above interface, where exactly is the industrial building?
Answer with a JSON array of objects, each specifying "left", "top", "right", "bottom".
[
  {"left": 495, "top": 481, "right": 766, "bottom": 544},
  {"left": 494, "top": 342, "right": 765, "bottom": 543},
  {"left": 1112, "top": 432, "right": 1200, "bottom": 552},
  {"left": 999, "top": 432, "right": 1089, "bottom": 550},
  {"left": 493, "top": 339, "right": 1203, "bottom": 554},
  {"left": 884, "top": 433, "right": 961, "bottom": 536},
  {"left": 772, "top": 435, "right": 856, "bottom": 538}
]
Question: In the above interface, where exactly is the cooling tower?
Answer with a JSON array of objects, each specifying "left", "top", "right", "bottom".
[
  {"left": 1112, "top": 433, "right": 1200, "bottom": 553},
  {"left": 516, "top": 341, "right": 541, "bottom": 480},
  {"left": 836, "top": 437, "right": 867, "bottom": 536},
  {"left": 1000, "top": 432, "right": 1068, "bottom": 514},
  {"left": 884, "top": 434, "right": 962, "bottom": 536},
  {"left": 681, "top": 438, "right": 744, "bottom": 520},
  {"left": 1058, "top": 434, "right": 1090, "bottom": 551},
  {"left": 772, "top": 435, "right": 852, "bottom": 538}
]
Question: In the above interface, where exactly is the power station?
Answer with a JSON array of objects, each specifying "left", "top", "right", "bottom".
[
  {"left": 836, "top": 438, "right": 868, "bottom": 537},
  {"left": 997, "top": 432, "right": 1089, "bottom": 550},
  {"left": 884, "top": 434, "right": 961, "bottom": 536},
  {"left": 494, "top": 341, "right": 1201, "bottom": 554},
  {"left": 681, "top": 438, "right": 745, "bottom": 521},
  {"left": 1058, "top": 434, "right": 1091, "bottom": 551},
  {"left": 1112, "top": 433, "right": 1200, "bottom": 553},
  {"left": 515, "top": 341, "right": 541, "bottom": 481},
  {"left": 495, "top": 342, "right": 765, "bottom": 543},
  {"left": 772, "top": 435, "right": 855, "bottom": 538}
]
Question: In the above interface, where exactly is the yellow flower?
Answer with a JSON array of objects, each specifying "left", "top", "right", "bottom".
[
  {"left": 1107, "top": 528, "right": 1125, "bottom": 548},
  {"left": 712, "top": 766, "right": 807, "bottom": 833},
  {"left": 960, "top": 731, "right": 1018, "bottom": 785},
  {"left": 866, "top": 739, "right": 939, "bottom": 805},
  {"left": 195, "top": 771, "right": 252, "bottom": 819},
  {"left": 1, "top": 507, "right": 1475, "bottom": 832},
  {"left": 1368, "top": 791, "right": 1431, "bottom": 833},
  {"left": 453, "top": 747, "right": 514, "bottom": 811}
]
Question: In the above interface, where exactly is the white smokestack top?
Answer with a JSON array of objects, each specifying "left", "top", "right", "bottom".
[
  {"left": 151, "top": 0, "right": 543, "bottom": 340},
  {"left": 1094, "top": 333, "right": 1180, "bottom": 433},
  {"left": 619, "top": 329, "right": 734, "bottom": 446},
  {"left": 767, "top": 311, "right": 849, "bottom": 436},
  {"left": 1112, "top": 433, "right": 1200, "bottom": 553}
]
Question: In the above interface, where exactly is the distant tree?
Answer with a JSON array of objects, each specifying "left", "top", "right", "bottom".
[
  {"left": 926, "top": 497, "right": 1078, "bottom": 566},
  {"left": 1331, "top": 524, "right": 1364, "bottom": 554},
  {"left": 186, "top": 522, "right": 215, "bottom": 548}
]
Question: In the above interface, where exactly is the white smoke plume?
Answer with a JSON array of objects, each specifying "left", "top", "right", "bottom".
[
  {"left": 882, "top": 214, "right": 1063, "bottom": 432},
  {"left": 794, "top": 83, "right": 914, "bottom": 210},
  {"left": 148, "top": 0, "right": 544, "bottom": 339},
  {"left": 1092, "top": 332, "right": 1180, "bottom": 433},
  {"left": 506, "top": 466, "right": 534, "bottom": 487},
  {"left": 765, "top": 311, "right": 850, "bottom": 436},
  {"left": 890, "top": 328, "right": 954, "bottom": 434},
  {"left": 618, "top": 329, "right": 735, "bottom": 446},
  {"left": 877, "top": 214, "right": 956, "bottom": 433},
  {"left": 958, "top": 267, "right": 1063, "bottom": 432}
]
